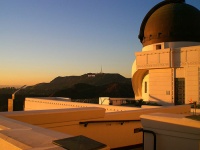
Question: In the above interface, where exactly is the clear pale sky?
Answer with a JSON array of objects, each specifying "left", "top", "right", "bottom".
[{"left": 1, "top": 0, "right": 200, "bottom": 86}]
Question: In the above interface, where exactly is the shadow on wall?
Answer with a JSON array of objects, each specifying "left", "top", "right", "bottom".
[
  {"left": 171, "top": 49, "right": 181, "bottom": 68},
  {"left": 149, "top": 94, "right": 174, "bottom": 106}
]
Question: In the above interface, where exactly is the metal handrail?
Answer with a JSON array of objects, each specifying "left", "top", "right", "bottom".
[
  {"left": 134, "top": 128, "right": 157, "bottom": 150},
  {"left": 143, "top": 129, "right": 157, "bottom": 150},
  {"left": 79, "top": 119, "right": 140, "bottom": 127}
]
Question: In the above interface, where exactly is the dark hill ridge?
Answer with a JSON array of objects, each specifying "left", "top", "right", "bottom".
[
  {"left": 52, "top": 82, "right": 134, "bottom": 99},
  {"left": 0, "top": 73, "right": 134, "bottom": 109},
  {"left": 23, "top": 73, "right": 133, "bottom": 96},
  {"left": 51, "top": 73, "right": 130, "bottom": 88},
  {"left": 27, "top": 73, "right": 131, "bottom": 90}
]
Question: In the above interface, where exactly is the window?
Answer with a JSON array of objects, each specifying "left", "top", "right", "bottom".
[
  {"left": 149, "top": 34, "right": 152, "bottom": 40},
  {"left": 158, "top": 32, "right": 162, "bottom": 38},
  {"left": 156, "top": 44, "right": 162, "bottom": 50},
  {"left": 166, "top": 91, "right": 170, "bottom": 95},
  {"left": 145, "top": 82, "right": 147, "bottom": 93}
]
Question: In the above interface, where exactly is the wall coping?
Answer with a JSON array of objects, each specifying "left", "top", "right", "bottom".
[
  {"left": 0, "top": 115, "right": 71, "bottom": 149},
  {"left": 141, "top": 113, "right": 200, "bottom": 137}
]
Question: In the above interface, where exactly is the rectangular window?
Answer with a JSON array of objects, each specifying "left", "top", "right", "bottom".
[
  {"left": 166, "top": 91, "right": 170, "bottom": 95},
  {"left": 145, "top": 82, "right": 147, "bottom": 93},
  {"left": 156, "top": 44, "right": 162, "bottom": 50}
]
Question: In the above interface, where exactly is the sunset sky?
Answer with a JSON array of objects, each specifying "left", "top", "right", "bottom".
[{"left": 1, "top": 0, "right": 200, "bottom": 87}]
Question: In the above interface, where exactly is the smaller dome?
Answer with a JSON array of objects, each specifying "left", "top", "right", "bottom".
[{"left": 138, "top": 0, "right": 200, "bottom": 46}]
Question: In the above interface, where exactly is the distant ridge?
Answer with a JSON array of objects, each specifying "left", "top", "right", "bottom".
[
  {"left": 24, "top": 73, "right": 133, "bottom": 97},
  {"left": 0, "top": 85, "right": 22, "bottom": 88},
  {"left": 52, "top": 82, "right": 134, "bottom": 99},
  {"left": 27, "top": 73, "right": 131, "bottom": 90}
]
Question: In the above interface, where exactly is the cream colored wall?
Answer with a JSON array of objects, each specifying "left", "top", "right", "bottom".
[
  {"left": 136, "top": 46, "right": 200, "bottom": 70},
  {"left": 141, "top": 113, "right": 200, "bottom": 150},
  {"left": 172, "top": 46, "right": 200, "bottom": 68},
  {"left": 0, "top": 115, "right": 71, "bottom": 150},
  {"left": 135, "top": 49, "right": 171, "bottom": 69},
  {"left": 25, "top": 98, "right": 141, "bottom": 112},
  {"left": 185, "top": 66, "right": 199, "bottom": 104},
  {"left": 132, "top": 59, "right": 149, "bottom": 100},
  {"left": 3, "top": 105, "right": 191, "bottom": 149},
  {"left": 132, "top": 69, "right": 148, "bottom": 100},
  {"left": 25, "top": 99, "right": 75, "bottom": 110},
  {"left": 132, "top": 60, "right": 143, "bottom": 99},
  {"left": 164, "top": 41, "right": 200, "bottom": 49},
  {"left": 0, "top": 138, "right": 25, "bottom": 150},
  {"left": 142, "top": 42, "right": 164, "bottom": 52},
  {"left": 175, "top": 68, "right": 184, "bottom": 78},
  {"left": 133, "top": 44, "right": 200, "bottom": 104},
  {"left": 141, "top": 42, "right": 200, "bottom": 52},
  {"left": 142, "top": 73, "right": 149, "bottom": 101},
  {"left": 149, "top": 69, "right": 173, "bottom": 105},
  {"left": 132, "top": 60, "right": 137, "bottom": 77}
]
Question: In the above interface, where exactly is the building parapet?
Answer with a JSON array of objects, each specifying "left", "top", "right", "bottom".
[
  {"left": 25, "top": 97, "right": 141, "bottom": 112},
  {"left": 0, "top": 104, "right": 192, "bottom": 149},
  {"left": 141, "top": 113, "right": 200, "bottom": 150},
  {"left": 136, "top": 47, "right": 200, "bottom": 69}
]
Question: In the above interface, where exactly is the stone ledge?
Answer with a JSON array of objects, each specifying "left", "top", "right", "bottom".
[{"left": 0, "top": 115, "right": 71, "bottom": 149}]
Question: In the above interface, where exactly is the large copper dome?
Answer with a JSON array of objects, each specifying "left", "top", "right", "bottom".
[{"left": 138, "top": 0, "right": 200, "bottom": 46}]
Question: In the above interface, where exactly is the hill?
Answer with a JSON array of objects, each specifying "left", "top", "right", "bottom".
[
  {"left": 30, "top": 73, "right": 130, "bottom": 89},
  {"left": 0, "top": 73, "right": 134, "bottom": 110},
  {"left": 23, "top": 73, "right": 132, "bottom": 96},
  {"left": 52, "top": 82, "right": 134, "bottom": 99}
]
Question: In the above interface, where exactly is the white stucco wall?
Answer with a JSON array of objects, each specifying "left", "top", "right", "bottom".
[
  {"left": 164, "top": 41, "right": 200, "bottom": 49},
  {"left": 142, "top": 74, "right": 149, "bottom": 101},
  {"left": 149, "top": 69, "right": 173, "bottom": 105},
  {"left": 142, "top": 42, "right": 164, "bottom": 52},
  {"left": 2, "top": 104, "right": 191, "bottom": 149},
  {"left": 25, "top": 97, "right": 141, "bottom": 112},
  {"left": 142, "top": 42, "right": 200, "bottom": 52},
  {"left": 141, "top": 113, "right": 200, "bottom": 150},
  {"left": 132, "top": 44, "right": 200, "bottom": 105},
  {"left": 185, "top": 66, "right": 199, "bottom": 104}
]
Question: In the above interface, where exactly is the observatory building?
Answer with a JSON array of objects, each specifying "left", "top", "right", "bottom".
[
  {"left": 0, "top": 1, "right": 199, "bottom": 150},
  {"left": 132, "top": 0, "right": 200, "bottom": 105}
]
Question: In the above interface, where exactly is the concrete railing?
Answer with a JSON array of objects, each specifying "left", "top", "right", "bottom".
[
  {"left": 25, "top": 97, "right": 141, "bottom": 112},
  {"left": 141, "top": 113, "right": 200, "bottom": 150},
  {"left": 1, "top": 104, "right": 191, "bottom": 149}
]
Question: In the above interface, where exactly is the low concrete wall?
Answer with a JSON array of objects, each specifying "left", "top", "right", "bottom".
[
  {"left": 141, "top": 113, "right": 200, "bottom": 150},
  {"left": 141, "top": 105, "right": 162, "bottom": 108},
  {"left": 4, "top": 107, "right": 105, "bottom": 125},
  {"left": 2, "top": 104, "right": 191, "bottom": 149},
  {"left": 25, "top": 97, "right": 141, "bottom": 112},
  {"left": 0, "top": 115, "right": 71, "bottom": 150}
]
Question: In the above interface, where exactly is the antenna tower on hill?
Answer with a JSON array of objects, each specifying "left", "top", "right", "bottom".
[{"left": 100, "top": 66, "right": 103, "bottom": 74}]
